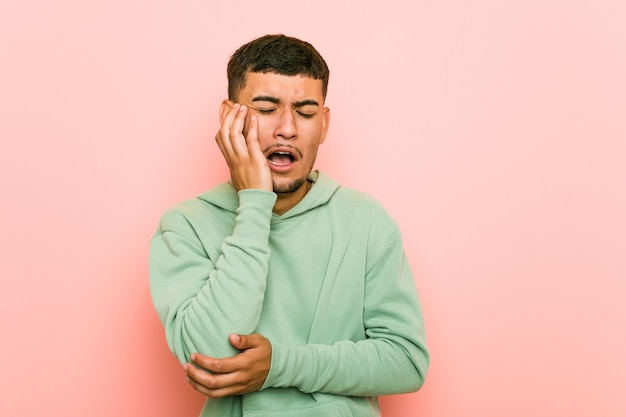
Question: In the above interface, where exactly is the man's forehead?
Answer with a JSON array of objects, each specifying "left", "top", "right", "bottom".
[{"left": 241, "top": 71, "right": 324, "bottom": 99}]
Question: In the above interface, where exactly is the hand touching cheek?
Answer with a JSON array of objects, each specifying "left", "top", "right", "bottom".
[{"left": 215, "top": 103, "right": 272, "bottom": 192}]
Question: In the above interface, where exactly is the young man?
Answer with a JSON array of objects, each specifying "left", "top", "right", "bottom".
[{"left": 150, "top": 34, "right": 429, "bottom": 417}]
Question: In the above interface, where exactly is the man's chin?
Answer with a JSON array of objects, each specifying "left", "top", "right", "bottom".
[{"left": 273, "top": 177, "right": 306, "bottom": 194}]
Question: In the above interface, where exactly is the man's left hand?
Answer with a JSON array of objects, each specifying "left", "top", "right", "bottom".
[{"left": 184, "top": 333, "right": 272, "bottom": 398}]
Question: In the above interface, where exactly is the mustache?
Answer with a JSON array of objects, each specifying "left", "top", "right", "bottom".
[{"left": 262, "top": 144, "right": 303, "bottom": 159}]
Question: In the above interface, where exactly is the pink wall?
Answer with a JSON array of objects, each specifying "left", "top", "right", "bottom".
[{"left": 1, "top": 1, "right": 625, "bottom": 416}]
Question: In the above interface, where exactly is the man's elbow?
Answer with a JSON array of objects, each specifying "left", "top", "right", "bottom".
[
  {"left": 407, "top": 350, "right": 429, "bottom": 392},
  {"left": 407, "top": 370, "right": 427, "bottom": 393}
]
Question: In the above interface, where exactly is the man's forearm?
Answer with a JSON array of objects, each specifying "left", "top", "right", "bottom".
[
  {"left": 263, "top": 336, "right": 428, "bottom": 396},
  {"left": 150, "top": 190, "right": 277, "bottom": 362}
]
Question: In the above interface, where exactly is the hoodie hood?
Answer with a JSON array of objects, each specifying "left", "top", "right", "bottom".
[{"left": 197, "top": 170, "right": 341, "bottom": 220}]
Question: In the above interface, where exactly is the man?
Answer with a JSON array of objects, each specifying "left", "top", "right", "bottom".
[{"left": 150, "top": 34, "right": 429, "bottom": 417}]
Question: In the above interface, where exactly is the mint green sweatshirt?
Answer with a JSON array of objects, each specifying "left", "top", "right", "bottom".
[{"left": 150, "top": 171, "right": 429, "bottom": 417}]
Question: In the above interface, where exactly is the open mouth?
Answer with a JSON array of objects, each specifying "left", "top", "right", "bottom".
[
  {"left": 264, "top": 145, "right": 302, "bottom": 167},
  {"left": 268, "top": 151, "right": 295, "bottom": 166}
]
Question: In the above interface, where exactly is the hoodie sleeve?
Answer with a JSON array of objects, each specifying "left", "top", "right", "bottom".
[
  {"left": 149, "top": 189, "right": 277, "bottom": 363},
  {"left": 262, "top": 227, "right": 429, "bottom": 396}
]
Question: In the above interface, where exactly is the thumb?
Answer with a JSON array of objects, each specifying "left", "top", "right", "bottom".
[{"left": 229, "top": 333, "right": 256, "bottom": 350}]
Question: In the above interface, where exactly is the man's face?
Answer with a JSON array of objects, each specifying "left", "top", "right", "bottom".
[{"left": 230, "top": 72, "right": 330, "bottom": 194}]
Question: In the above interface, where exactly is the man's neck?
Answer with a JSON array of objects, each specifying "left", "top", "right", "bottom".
[{"left": 272, "top": 180, "right": 312, "bottom": 215}]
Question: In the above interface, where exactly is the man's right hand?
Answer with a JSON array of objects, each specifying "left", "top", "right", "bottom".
[
  {"left": 215, "top": 102, "right": 273, "bottom": 192},
  {"left": 184, "top": 333, "right": 272, "bottom": 399}
]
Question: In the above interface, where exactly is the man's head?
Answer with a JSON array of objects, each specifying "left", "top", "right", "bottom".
[
  {"left": 219, "top": 35, "right": 331, "bottom": 211},
  {"left": 227, "top": 34, "right": 329, "bottom": 102}
]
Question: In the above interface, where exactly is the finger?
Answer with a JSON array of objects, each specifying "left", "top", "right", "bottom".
[
  {"left": 216, "top": 130, "right": 234, "bottom": 163},
  {"left": 216, "top": 103, "right": 241, "bottom": 157},
  {"left": 245, "top": 115, "right": 258, "bottom": 146},
  {"left": 188, "top": 378, "right": 252, "bottom": 399},
  {"left": 190, "top": 352, "right": 241, "bottom": 374},
  {"left": 244, "top": 115, "right": 263, "bottom": 159},
  {"left": 229, "top": 105, "right": 249, "bottom": 156},
  {"left": 185, "top": 364, "right": 247, "bottom": 398}
]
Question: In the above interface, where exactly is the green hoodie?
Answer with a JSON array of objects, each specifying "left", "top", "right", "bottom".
[{"left": 150, "top": 171, "right": 429, "bottom": 417}]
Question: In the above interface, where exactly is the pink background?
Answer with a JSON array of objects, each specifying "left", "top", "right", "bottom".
[{"left": 1, "top": 1, "right": 625, "bottom": 416}]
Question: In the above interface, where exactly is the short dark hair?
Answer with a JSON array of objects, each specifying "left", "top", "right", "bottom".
[{"left": 227, "top": 34, "right": 329, "bottom": 101}]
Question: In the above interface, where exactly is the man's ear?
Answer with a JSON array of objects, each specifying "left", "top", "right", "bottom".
[
  {"left": 219, "top": 100, "right": 234, "bottom": 124},
  {"left": 319, "top": 106, "right": 331, "bottom": 145}
]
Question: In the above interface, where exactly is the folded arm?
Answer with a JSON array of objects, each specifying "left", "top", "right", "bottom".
[{"left": 149, "top": 190, "right": 277, "bottom": 362}]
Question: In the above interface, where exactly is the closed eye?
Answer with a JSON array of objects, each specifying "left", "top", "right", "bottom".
[
  {"left": 297, "top": 111, "right": 315, "bottom": 119},
  {"left": 256, "top": 108, "right": 276, "bottom": 115}
]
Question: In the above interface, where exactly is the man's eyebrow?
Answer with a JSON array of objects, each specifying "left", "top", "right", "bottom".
[
  {"left": 251, "top": 95, "right": 279, "bottom": 104},
  {"left": 293, "top": 99, "right": 320, "bottom": 107}
]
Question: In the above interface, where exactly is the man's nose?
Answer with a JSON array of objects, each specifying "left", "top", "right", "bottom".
[{"left": 275, "top": 110, "right": 297, "bottom": 140}]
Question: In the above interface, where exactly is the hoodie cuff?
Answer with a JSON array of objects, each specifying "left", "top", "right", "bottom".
[
  {"left": 262, "top": 342, "right": 312, "bottom": 391},
  {"left": 232, "top": 189, "right": 277, "bottom": 239}
]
